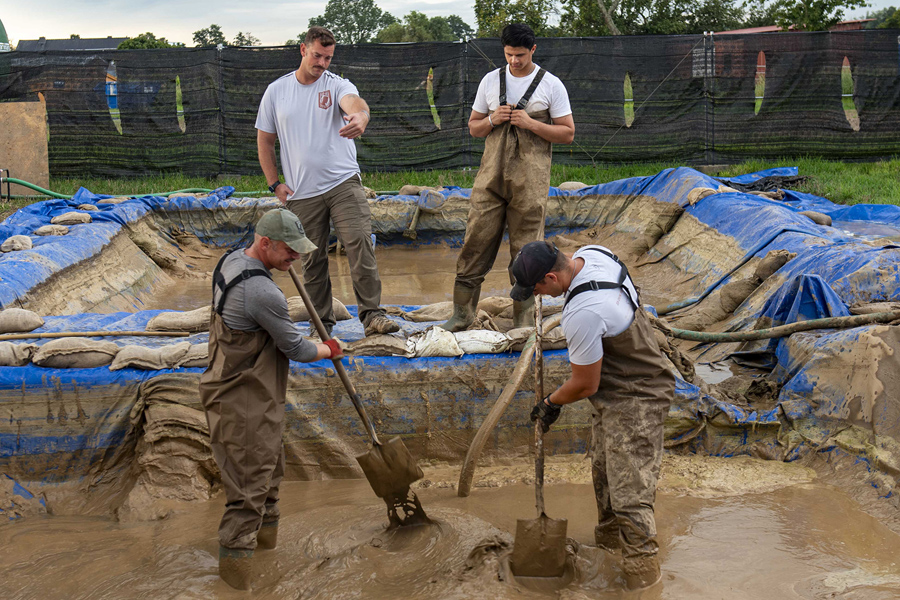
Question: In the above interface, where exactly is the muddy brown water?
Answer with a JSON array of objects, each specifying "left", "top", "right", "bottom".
[
  {"left": 4, "top": 458, "right": 900, "bottom": 599},
  {"left": 142, "top": 245, "right": 514, "bottom": 312}
]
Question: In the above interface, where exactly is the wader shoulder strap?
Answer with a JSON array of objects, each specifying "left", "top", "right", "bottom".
[
  {"left": 212, "top": 249, "right": 272, "bottom": 315},
  {"left": 498, "top": 67, "right": 547, "bottom": 109},
  {"left": 516, "top": 68, "right": 546, "bottom": 110},
  {"left": 564, "top": 248, "right": 639, "bottom": 311}
]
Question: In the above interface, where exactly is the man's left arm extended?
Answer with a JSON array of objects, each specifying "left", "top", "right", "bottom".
[
  {"left": 338, "top": 94, "right": 371, "bottom": 139},
  {"left": 509, "top": 112, "right": 575, "bottom": 144},
  {"left": 532, "top": 359, "right": 601, "bottom": 432}
]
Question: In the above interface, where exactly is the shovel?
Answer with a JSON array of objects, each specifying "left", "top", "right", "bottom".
[
  {"left": 287, "top": 266, "right": 427, "bottom": 525},
  {"left": 510, "top": 295, "right": 568, "bottom": 577}
]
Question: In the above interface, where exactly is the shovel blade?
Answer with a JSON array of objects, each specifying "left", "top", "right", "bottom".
[
  {"left": 510, "top": 514, "right": 568, "bottom": 578},
  {"left": 356, "top": 436, "right": 424, "bottom": 499}
]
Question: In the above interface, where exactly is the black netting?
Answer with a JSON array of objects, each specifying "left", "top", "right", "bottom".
[{"left": 1, "top": 31, "right": 898, "bottom": 177}]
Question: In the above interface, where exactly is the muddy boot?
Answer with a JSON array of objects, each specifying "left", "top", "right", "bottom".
[
  {"left": 623, "top": 554, "right": 661, "bottom": 591},
  {"left": 440, "top": 283, "right": 480, "bottom": 332},
  {"left": 257, "top": 519, "right": 278, "bottom": 550},
  {"left": 594, "top": 522, "right": 620, "bottom": 553},
  {"left": 219, "top": 547, "right": 253, "bottom": 590},
  {"left": 364, "top": 313, "right": 400, "bottom": 337},
  {"left": 512, "top": 296, "right": 535, "bottom": 329}
]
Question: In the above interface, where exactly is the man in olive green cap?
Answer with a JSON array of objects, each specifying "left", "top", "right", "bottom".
[{"left": 200, "top": 208, "right": 343, "bottom": 590}]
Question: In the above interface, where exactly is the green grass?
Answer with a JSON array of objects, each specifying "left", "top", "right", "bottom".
[{"left": 2, "top": 157, "right": 897, "bottom": 221}]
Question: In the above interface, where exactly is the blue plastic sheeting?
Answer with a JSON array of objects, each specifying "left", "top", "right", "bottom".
[
  {"left": 1, "top": 474, "right": 46, "bottom": 519},
  {"left": 718, "top": 167, "right": 799, "bottom": 185},
  {"left": 0, "top": 186, "right": 280, "bottom": 308}
]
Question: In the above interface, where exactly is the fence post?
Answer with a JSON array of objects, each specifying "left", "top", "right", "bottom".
[
  {"left": 703, "top": 32, "right": 716, "bottom": 165},
  {"left": 217, "top": 43, "right": 225, "bottom": 176}
]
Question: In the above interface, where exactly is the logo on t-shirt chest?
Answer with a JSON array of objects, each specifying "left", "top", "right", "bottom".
[{"left": 318, "top": 90, "right": 332, "bottom": 109}]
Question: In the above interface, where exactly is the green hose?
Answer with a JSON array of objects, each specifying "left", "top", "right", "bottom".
[
  {"left": 2, "top": 178, "right": 71, "bottom": 199},
  {"left": 670, "top": 310, "right": 900, "bottom": 342}
]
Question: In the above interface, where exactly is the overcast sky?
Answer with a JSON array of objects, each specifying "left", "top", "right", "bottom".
[{"left": 3, "top": 1, "right": 895, "bottom": 46}]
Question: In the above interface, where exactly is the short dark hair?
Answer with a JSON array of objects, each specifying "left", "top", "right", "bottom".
[
  {"left": 501, "top": 23, "right": 536, "bottom": 49},
  {"left": 305, "top": 26, "right": 335, "bottom": 47}
]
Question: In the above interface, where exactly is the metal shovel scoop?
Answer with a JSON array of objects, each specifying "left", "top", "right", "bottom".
[
  {"left": 288, "top": 266, "right": 427, "bottom": 527},
  {"left": 510, "top": 296, "right": 568, "bottom": 577}
]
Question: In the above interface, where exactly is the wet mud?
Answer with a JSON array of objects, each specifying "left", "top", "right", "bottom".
[
  {"left": 142, "top": 245, "right": 515, "bottom": 312},
  {"left": 3, "top": 455, "right": 900, "bottom": 599}
]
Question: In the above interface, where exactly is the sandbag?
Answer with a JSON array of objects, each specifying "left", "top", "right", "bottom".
[
  {"left": 557, "top": 181, "right": 588, "bottom": 191},
  {"left": 345, "top": 334, "right": 407, "bottom": 356},
  {"left": 454, "top": 330, "right": 510, "bottom": 354},
  {"left": 33, "top": 224, "right": 69, "bottom": 236},
  {"left": 109, "top": 342, "right": 191, "bottom": 371},
  {"left": 477, "top": 296, "right": 512, "bottom": 317},
  {"left": 1, "top": 235, "right": 32, "bottom": 252},
  {"left": 0, "top": 342, "right": 37, "bottom": 367},
  {"left": 146, "top": 307, "right": 211, "bottom": 333},
  {"left": 507, "top": 326, "right": 568, "bottom": 352},
  {"left": 398, "top": 185, "right": 439, "bottom": 196},
  {"left": 754, "top": 249, "right": 795, "bottom": 281},
  {"left": 51, "top": 212, "right": 92, "bottom": 225},
  {"left": 402, "top": 301, "right": 453, "bottom": 323},
  {"left": 32, "top": 338, "right": 120, "bottom": 368},
  {"left": 76, "top": 204, "right": 99, "bottom": 211},
  {"left": 799, "top": 210, "right": 832, "bottom": 227},
  {"left": 286, "top": 296, "right": 352, "bottom": 322},
  {"left": 176, "top": 343, "right": 210, "bottom": 368},
  {"left": 0, "top": 308, "right": 44, "bottom": 334},
  {"left": 406, "top": 326, "right": 463, "bottom": 358}
]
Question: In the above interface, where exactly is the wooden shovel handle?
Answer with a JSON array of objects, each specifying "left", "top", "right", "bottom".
[
  {"left": 457, "top": 312, "right": 562, "bottom": 497},
  {"left": 288, "top": 265, "right": 380, "bottom": 446},
  {"left": 534, "top": 296, "right": 545, "bottom": 517}
]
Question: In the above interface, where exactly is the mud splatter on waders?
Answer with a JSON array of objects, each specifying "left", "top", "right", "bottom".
[
  {"left": 199, "top": 251, "right": 288, "bottom": 590},
  {"left": 573, "top": 249, "right": 675, "bottom": 590},
  {"left": 445, "top": 68, "right": 552, "bottom": 332}
]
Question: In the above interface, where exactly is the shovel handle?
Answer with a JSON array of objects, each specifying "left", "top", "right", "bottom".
[
  {"left": 534, "top": 296, "right": 546, "bottom": 517},
  {"left": 288, "top": 266, "right": 381, "bottom": 446}
]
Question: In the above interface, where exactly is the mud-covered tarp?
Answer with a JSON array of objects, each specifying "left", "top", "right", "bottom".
[{"left": 1, "top": 167, "right": 899, "bottom": 509}]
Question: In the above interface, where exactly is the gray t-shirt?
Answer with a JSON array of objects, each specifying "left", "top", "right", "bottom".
[
  {"left": 560, "top": 246, "right": 639, "bottom": 366},
  {"left": 213, "top": 250, "right": 318, "bottom": 363},
  {"left": 256, "top": 70, "right": 360, "bottom": 200}
]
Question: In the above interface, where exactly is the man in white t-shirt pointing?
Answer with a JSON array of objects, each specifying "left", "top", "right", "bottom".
[
  {"left": 441, "top": 23, "right": 575, "bottom": 332},
  {"left": 256, "top": 26, "right": 399, "bottom": 338},
  {"left": 510, "top": 240, "right": 675, "bottom": 591}
]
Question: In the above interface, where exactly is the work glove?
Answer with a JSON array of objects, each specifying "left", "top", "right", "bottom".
[
  {"left": 324, "top": 338, "right": 342, "bottom": 359},
  {"left": 530, "top": 394, "right": 561, "bottom": 433}
]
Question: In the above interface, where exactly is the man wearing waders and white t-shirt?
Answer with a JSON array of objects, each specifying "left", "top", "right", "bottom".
[
  {"left": 510, "top": 241, "right": 675, "bottom": 591},
  {"left": 199, "top": 209, "right": 343, "bottom": 590},
  {"left": 256, "top": 26, "right": 399, "bottom": 339},
  {"left": 441, "top": 23, "right": 575, "bottom": 333}
]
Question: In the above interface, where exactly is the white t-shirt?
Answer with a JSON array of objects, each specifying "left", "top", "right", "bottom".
[
  {"left": 256, "top": 70, "right": 360, "bottom": 200},
  {"left": 561, "top": 246, "right": 639, "bottom": 366},
  {"left": 472, "top": 64, "right": 572, "bottom": 118}
]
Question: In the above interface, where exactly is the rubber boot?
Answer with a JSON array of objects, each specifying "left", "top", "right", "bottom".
[
  {"left": 512, "top": 296, "right": 536, "bottom": 329},
  {"left": 623, "top": 554, "right": 661, "bottom": 590},
  {"left": 440, "top": 283, "right": 480, "bottom": 332},
  {"left": 257, "top": 519, "right": 278, "bottom": 550},
  {"left": 594, "top": 522, "right": 620, "bottom": 553},
  {"left": 219, "top": 547, "right": 253, "bottom": 590}
]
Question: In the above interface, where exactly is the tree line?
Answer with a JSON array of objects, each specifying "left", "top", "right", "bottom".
[{"left": 112, "top": 0, "right": 898, "bottom": 50}]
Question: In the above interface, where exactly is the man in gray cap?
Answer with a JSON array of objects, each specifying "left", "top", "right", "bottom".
[
  {"left": 199, "top": 208, "right": 343, "bottom": 590},
  {"left": 510, "top": 240, "right": 674, "bottom": 591}
]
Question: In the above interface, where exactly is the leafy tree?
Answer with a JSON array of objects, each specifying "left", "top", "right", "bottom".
[
  {"left": 118, "top": 32, "right": 184, "bottom": 49},
  {"left": 70, "top": 34, "right": 80, "bottom": 39},
  {"left": 740, "top": 0, "right": 780, "bottom": 27},
  {"left": 769, "top": 0, "right": 870, "bottom": 31},
  {"left": 447, "top": 15, "right": 476, "bottom": 39},
  {"left": 686, "top": 0, "right": 745, "bottom": 32},
  {"left": 232, "top": 31, "right": 260, "bottom": 46},
  {"left": 374, "top": 12, "right": 474, "bottom": 42},
  {"left": 559, "top": 0, "right": 693, "bottom": 36},
  {"left": 474, "top": 0, "right": 557, "bottom": 37},
  {"left": 193, "top": 24, "right": 227, "bottom": 47},
  {"left": 307, "top": 0, "right": 397, "bottom": 44},
  {"left": 874, "top": 6, "right": 900, "bottom": 27}
]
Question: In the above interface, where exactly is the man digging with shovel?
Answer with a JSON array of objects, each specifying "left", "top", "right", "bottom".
[
  {"left": 199, "top": 208, "right": 343, "bottom": 590},
  {"left": 510, "top": 241, "right": 675, "bottom": 591}
]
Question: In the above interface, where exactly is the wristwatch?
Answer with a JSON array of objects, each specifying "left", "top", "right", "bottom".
[{"left": 268, "top": 180, "right": 281, "bottom": 193}]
